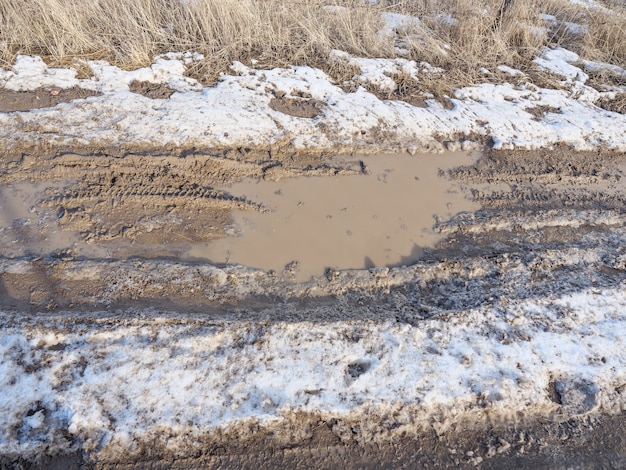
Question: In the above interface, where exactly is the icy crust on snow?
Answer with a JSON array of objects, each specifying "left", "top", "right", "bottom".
[
  {"left": 0, "top": 287, "right": 625, "bottom": 459},
  {"left": 0, "top": 48, "right": 625, "bottom": 152}
]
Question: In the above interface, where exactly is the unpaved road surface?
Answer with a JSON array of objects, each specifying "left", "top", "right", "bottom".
[
  {"left": 1, "top": 144, "right": 625, "bottom": 468},
  {"left": 1, "top": 145, "right": 624, "bottom": 315}
]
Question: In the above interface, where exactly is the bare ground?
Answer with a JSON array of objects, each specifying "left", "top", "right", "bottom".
[
  {"left": 0, "top": 87, "right": 100, "bottom": 113},
  {"left": 4, "top": 411, "right": 624, "bottom": 469}
]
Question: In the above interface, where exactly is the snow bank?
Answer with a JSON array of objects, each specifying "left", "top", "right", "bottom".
[
  {"left": 1, "top": 287, "right": 624, "bottom": 460},
  {"left": 0, "top": 48, "right": 625, "bottom": 152}
]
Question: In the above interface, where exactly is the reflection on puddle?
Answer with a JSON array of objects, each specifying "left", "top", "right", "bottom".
[{"left": 188, "top": 151, "right": 481, "bottom": 281}]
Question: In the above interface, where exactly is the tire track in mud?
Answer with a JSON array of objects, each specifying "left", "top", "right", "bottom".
[
  {"left": 388, "top": 146, "right": 626, "bottom": 322},
  {"left": 0, "top": 146, "right": 625, "bottom": 316},
  {"left": 0, "top": 150, "right": 359, "bottom": 250}
]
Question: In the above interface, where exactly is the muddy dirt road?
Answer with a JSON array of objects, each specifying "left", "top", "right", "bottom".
[
  {"left": 1, "top": 144, "right": 625, "bottom": 468},
  {"left": 1, "top": 145, "right": 624, "bottom": 314}
]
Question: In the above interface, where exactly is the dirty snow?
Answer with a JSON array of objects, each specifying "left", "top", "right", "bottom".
[
  {"left": 330, "top": 49, "right": 444, "bottom": 92},
  {"left": 0, "top": 47, "right": 624, "bottom": 152},
  {"left": 381, "top": 12, "right": 421, "bottom": 32},
  {"left": 568, "top": 0, "right": 614, "bottom": 14},
  {"left": 1, "top": 287, "right": 624, "bottom": 459}
]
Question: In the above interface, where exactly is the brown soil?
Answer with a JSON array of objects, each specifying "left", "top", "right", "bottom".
[
  {"left": 128, "top": 80, "right": 175, "bottom": 99},
  {"left": 0, "top": 86, "right": 100, "bottom": 112},
  {"left": 269, "top": 96, "right": 324, "bottom": 118}
]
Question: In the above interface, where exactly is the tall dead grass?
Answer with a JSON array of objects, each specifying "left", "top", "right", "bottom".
[
  {"left": 540, "top": 0, "right": 626, "bottom": 66},
  {"left": 0, "top": 0, "right": 624, "bottom": 87},
  {"left": 0, "top": 0, "right": 391, "bottom": 69}
]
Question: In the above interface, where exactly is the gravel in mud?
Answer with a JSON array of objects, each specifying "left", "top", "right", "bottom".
[{"left": 1, "top": 144, "right": 625, "bottom": 468}]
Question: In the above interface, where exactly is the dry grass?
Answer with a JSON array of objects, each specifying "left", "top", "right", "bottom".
[
  {"left": 596, "top": 93, "right": 626, "bottom": 114},
  {"left": 0, "top": 0, "right": 391, "bottom": 68},
  {"left": 0, "top": 0, "right": 624, "bottom": 91},
  {"left": 540, "top": 0, "right": 626, "bottom": 67}
]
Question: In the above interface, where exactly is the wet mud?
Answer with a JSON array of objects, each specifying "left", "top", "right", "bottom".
[
  {"left": 1, "top": 145, "right": 624, "bottom": 314},
  {"left": 194, "top": 151, "right": 480, "bottom": 281},
  {"left": 1, "top": 144, "right": 626, "bottom": 468},
  {"left": 0, "top": 86, "right": 99, "bottom": 112}
]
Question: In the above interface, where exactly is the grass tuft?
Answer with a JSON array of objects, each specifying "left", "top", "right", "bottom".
[{"left": 596, "top": 93, "right": 626, "bottom": 114}]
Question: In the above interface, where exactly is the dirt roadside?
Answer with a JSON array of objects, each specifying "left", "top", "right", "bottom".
[{"left": 5, "top": 411, "right": 625, "bottom": 469}]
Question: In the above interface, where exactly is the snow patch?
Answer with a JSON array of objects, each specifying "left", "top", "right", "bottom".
[
  {"left": 533, "top": 47, "right": 588, "bottom": 83},
  {"left": 0, "top": 49, "right": 625, "bottom": 152},
  {"left": 0, "top": 56, "right": 81, "bottom": 91},
  {"left": 1, "top": 287, "right": 624, "bottom": 459}
]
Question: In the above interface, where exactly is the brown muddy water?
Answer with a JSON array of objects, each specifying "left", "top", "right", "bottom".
[
  {"left": 187, "top": 151, "right": 480, "bottom": 281},
  {"left": 0, "top": 151, "right": 480, "bottom": 281},
  {"left": 0, "top": 181, "right": 109, "bottom": 259}
]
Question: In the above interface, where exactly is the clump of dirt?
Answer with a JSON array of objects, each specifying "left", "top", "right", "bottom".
[
  {"left": 129, "top": 80, "right": 175, "bottom": 99},
  {"left": 548, "top": 376, "right": 599, "bottom": 415},
  {"left": 0, "top": 86, "right": 100, "bottom": 112},
  {"left": 269, "top": 93, "right": 324, "bottom": 118}
]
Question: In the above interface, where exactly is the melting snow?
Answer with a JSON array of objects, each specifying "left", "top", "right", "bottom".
[
  {"left": 0, "top": 47, "right": 624, "bottom": 152},
  {"left": 0, "top": 287, "right": 624, "bottom": 458}
]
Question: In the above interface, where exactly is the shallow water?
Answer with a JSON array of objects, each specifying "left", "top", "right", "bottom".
[
  {"left": 0, "top": 181, "right": 92, "bottom": 258},
  {"left": 187, "top": 151, "right": 481, "bottom": 281}
]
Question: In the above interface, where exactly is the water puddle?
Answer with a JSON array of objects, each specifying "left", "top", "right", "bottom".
[
  {"left": 187, "top": 151, "right": 481, "bottom": 281},
  {"left": 0, "top": 181, "right": 109, "bottom": 259}
]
